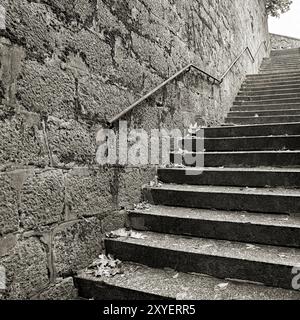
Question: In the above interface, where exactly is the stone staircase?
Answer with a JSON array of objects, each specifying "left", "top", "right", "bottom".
[{"left": 75, "top": 48, "right": 300, "bottom": 300}]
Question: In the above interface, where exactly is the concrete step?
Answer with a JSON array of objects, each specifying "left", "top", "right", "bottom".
[
  {"left": 158, "top": 167, "right": 300, "bottom": 188},
  {"left": 105, "top": 231, "right": 300, "bottom": 290},
  {"left": 129, "top": 206, "right": 300, "bottom": 247},
  {"left": 245, "top": 81, "right": 300, "bottom": 89},
  {"left": 261, "top": 62, "right": 300, "bottom": 67},
  {"left": 246, "top": 75, "right": 300, "bottom": 83},
  {"left": 271, "top": 48, "right": 300, "bottom": 56},
  {"left": 238, "top": 88, "right": 300, "bottom": 96},
  {"left": 233, "top": 98, "right": 300, "bottom": 106},
  {"left": 170, "top": 150, "right": 300, "bottom": 167},
  {"left": 261, "top": 67, "right": 300, "bottom": 72},
  {"left": 262, "top": 58, "right": 300, "bottom": 62},
  {"left": 241, "top": 81, "right": 300, "bottom": 92},
  {"left": 247, "top": 71, "right": 300, "bottom": 79},
  {"left": 231, "top": 104, "right": 300, "bottom": 111},
  {"left": 264, "top": 54, "right": 300, "bottom": 58},
  {"left": 204, "top": 123, "right": 300, "bottom": 138},
  {"left": 266, "top": 53, "right": 300, "bottom": 58},
  {"left": 262, "top": 63, "right": 300, "bottom": 68},
  {"left": 262, "top": 64, "right": 300, "bottom": 70},
  {"left": 236, "top": 93, "right": 300, "bottom": 102},
  {"left": 260, "top": 70, "right": 300, "bottom": 75},
  {"left": 144, "top": 184, "right": 300, "bottom": 215},
  {"left": 74, "top": 263, "right": 300, "bottom": 300},
  {"left": 262, "top": 62, "right": 300, "bottom": 67},
  {"left": 229, "top": 110, "right": 300, "bottom": 116},
  {"left": 260, "top": 69, "right": 300, "bottom": 75},
  {"left": 244, "top": 79, "right": 300, "bottom": 87},
  {"left": 226, "top": 115, "right": 300, "bottom": 125},
  {"left": 180, "top": 135, "right": 300, "bottom": 152},
  {"left": 260, "top": 69, "right": 300, "bottom": 74},
  {"left": 265, "top": 53, "right": 300, "bottom": 59}
]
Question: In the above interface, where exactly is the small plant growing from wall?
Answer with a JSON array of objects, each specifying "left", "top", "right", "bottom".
[{"left": 266, "top": 0, "right": 292, "bottom": 17}]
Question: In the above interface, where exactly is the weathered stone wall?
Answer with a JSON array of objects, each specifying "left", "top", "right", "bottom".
[
  {"left": 0, "top": 0, "right": 269, "bottom": 299},
  {"left": 270, "top": 33, "right": 300, "bottom": 50}
]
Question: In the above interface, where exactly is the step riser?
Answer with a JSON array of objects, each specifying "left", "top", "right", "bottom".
[
  {"left": 264, "top": 56, "right": 300, "bottom": 59},
  {"left": 267, "top": 52, "right": 300, "bottom": 57},
  {"left": 246, "top": 76, "right": 300, "bottom": 83},
  {"left": 262, "top": 62, "right": 300, "bottom": 67},
  {"left": 158, "top": 169, "right": 300, "bottom": 188},
  {"left": 246, "top": 75, "right": 300, "bottom": 81},
  {"left": 261, "top": 67, "right": 300, "bottom": 71},
  {"left": 180, "top": 137, "right": 300, "bottom": 152},
  {"left": 234, "top": 99, "right": 300, "bottom": 105},
  {"left": 170, "top": 152, "right": 300, "bottom": 168},
  {"left": 105, "top": 239, "right": 296, "bottom": 290},
  {"left": 241, "top": 81, "right": 300, "bottom": 88},
  {"left": 262, "top": 60, "right": 300, "bottom": 63},
  {"left": 129, "top": 212, "right": 300, "bottom": 248},
  {"left": 247, "top": 72, "right": 300, "bottom": 78},
  {"left": 232, "top": 105, "right": 300, "bottom": 111},
  {"left": 266, "top": 54, "right": 300, "bottom": 58},
  {"left": 226, "top": 117, "right": 300, "bottom": 125},
  {"left": 245, "top": 71, "right": 300, "bottom": 81},
  {"left": 232, "top": 103, "right": 300, "bottom": 109},
  {"left": 74, "top": 278, "right": 168, "bottom": 300},
  {"left": 243, "top": 80, "right": 300, "bottom": 88},
  {"left": 239, "top": 89, "right": 300, "bottom": 96},
  {"left": 261, "top": 63, "right": 300, "bottom": 67},
  {"left": 271, "top": 54, "right": 300, "bottom": 59},
  {"left": 236, "top": 94, "right": 300, "bottom": 102},
  {"left": 144, "top": 188, "right": 300, "bottom": 215},
  {"left": 246, "top": 81, "right": 300, "bottom": 88},
  {"left": 260, "top": 67, "right": 300, "bottom": 71},
  {"left": 264, "top": 66, "right": 300, "bottom": 69},
  {"left": 260, "top": 70, "right": 300, "bottom": 76},
  {"left": 204, "top": 124, "right": 300, "bottom": 138},
  {"left": 260, "top": 69, "right": 300, "bottom": 74},
  {"left": 271, "top": 50, "right": 300, "bottom": 56},
  {"left": 262, "top": 64, "right": 300, "bottom": 68},
  {"left": 229, "top": 110, "right": 300, "bottom": 116}
]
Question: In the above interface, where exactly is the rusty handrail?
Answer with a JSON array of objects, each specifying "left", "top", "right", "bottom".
[{"left": 108, "top": 40, "right": 268, "bottom": 126}]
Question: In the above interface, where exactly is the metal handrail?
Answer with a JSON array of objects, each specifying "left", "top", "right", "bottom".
[
  {"left": 108, "top": 64, "right": 220, "bottom": 125},
  {"left": 108, "top": 40, "right": 268, "bottom": 126},
  {"left": 254, "top": 40, "right": 269, "bottom": 59},
  {"left": 220, "top": 47, "right": 254, "bottom": 82}
]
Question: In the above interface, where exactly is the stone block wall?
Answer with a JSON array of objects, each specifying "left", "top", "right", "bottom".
[
  {"left": 0, "top": 0, "right": 268, "bottom": 299},
  {"left": 270, "top": 33, "right": 300, "bottom": 50}
]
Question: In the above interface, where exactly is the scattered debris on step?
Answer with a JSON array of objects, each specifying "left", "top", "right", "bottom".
[
  {"left": 166, "top": 163, "right": 186, "bottom": 168},
  {"left": 149, "top": 180, "right": 163, "bottom": 187},
  {"left": 86, "top": 254, "right": 123, "bottom": 278},
  {"left": 148, "top": 175, "right": 163, "bottom": 187},
  {"left": 214, "top": 282, "right": 229, "bottom": 291},
  {"left": 106, "top": 228, "right": 147, "bottom": 240},
  {"left": 134, "top": 202, "right": 151, "bottom": 210},
  {"left": 246, "top": 244, "right": 259, "bottom": 250}
]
